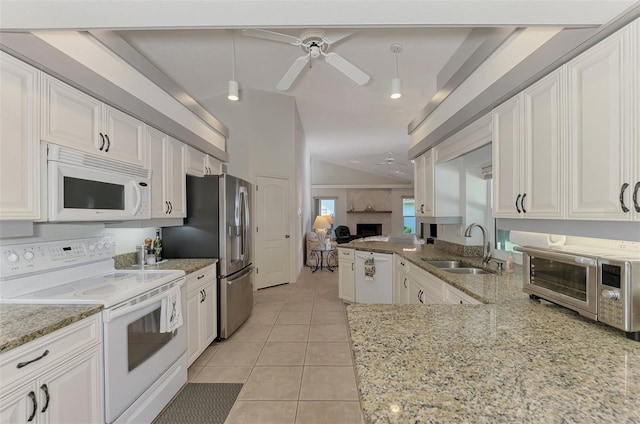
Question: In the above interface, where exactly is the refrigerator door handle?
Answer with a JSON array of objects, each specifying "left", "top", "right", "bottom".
[{"left": 239, "top": 186, "right": 249, "bottom": 262}]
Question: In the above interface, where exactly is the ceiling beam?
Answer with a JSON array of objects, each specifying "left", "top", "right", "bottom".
[{"left": 0, "top": 1, "right": 635, "bottom": 30}]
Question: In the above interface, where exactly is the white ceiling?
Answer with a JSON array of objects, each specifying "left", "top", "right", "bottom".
[
  {"left": 2, "top": 0, "right": 635, "bottom": 182},
  {"left": 117, "top": 27, "right": 472, "bottom": 181}
]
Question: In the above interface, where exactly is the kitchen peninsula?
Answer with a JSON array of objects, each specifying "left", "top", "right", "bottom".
[{"left": 345, "top": 241, "right": 640, "bottom": 423}]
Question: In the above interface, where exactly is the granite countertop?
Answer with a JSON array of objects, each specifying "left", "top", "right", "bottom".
[
  {"left": 0, "top": 304, "right": 103, "bottom": 354},
  {"left": 117, "top": 258, "right": 218, "bottom": 274},
  {"left": 1, "top": 257, "right": 217, "bottom": 355},
  {"left": 343, "top": 241, "right": 640, "bottom": 423}
]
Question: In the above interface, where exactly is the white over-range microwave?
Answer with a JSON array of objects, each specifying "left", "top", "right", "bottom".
[{"left": 47, "top": 145, "right": 151, "bottom": 222}]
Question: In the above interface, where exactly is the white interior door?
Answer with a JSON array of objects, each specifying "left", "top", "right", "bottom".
[{"left": 255, "top": 176, "right": 290, "bottom": 290}]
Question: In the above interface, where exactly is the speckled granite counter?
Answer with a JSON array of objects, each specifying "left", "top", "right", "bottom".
[
  {"left": 115, "top": 256, "right": 218, "bottom": 274},
  {"left": 0, "top": 304, "right": 102, "bottom": 354},
  {"left": 343, "top": 241, "right": 640, "bottom": 423}
]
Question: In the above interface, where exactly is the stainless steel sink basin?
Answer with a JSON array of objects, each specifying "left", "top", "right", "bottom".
[
  {"left": 423, "top": 260, "right": 469, "bottom": 268},
  {"left": 443, "top": 268, "right": 490, "bottom": 275}
]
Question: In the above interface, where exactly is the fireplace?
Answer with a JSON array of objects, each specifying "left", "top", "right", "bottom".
[{"left": 357, "top": 223, "right": 382, "bottom": 237}]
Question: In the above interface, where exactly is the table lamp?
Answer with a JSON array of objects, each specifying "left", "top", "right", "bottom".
[{"left": 312, "top": 215, "right": 331, "bottom": 240}]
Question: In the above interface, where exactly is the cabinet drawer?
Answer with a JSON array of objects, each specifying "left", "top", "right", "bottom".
[
  {"left": 186, "top": 265, "right": 216, "bottom": 294},
  {"left": 447, "top": 286, "right": 482, "bottom": 305},
  {"left": 337, "top": 248, "right": 354, "bottom": 260},
  {"left": 0, "top": 314, "right": 101, "bottom": 392}
]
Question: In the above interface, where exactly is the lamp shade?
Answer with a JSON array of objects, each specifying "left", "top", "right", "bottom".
[
  {"left": 312, "top": 215, "right": 331, "bottom": 230},
  {"left": 390, "top": 78, "right": 402, "bottom": 99},
  {"left": 323, "top": 215, "right": 334, "bottom": 225},
  {"left": 228, "top": 80, "right": 239, "bottom": 101}
]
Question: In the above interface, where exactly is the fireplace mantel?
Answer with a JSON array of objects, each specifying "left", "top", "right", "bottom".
[{"left": 347, "top": 211, "right": 392, "bottom": 214}]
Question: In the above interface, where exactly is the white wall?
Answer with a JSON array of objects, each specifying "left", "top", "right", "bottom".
[
  {"left": 312, "top": 158, "right": 409, "bottom": 185},
  {"left": 205, "top": 88, "right": 307, "bottom": 281}
]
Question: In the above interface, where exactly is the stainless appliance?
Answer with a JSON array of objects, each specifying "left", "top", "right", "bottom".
[
  {"left": 518, "top": 246, "right": 599, "bottom": 320},
  {"left": 0, "top": 236, "right": 187, "bottom": 423},
  {"left": 47, "top": 144, "right": 151, "bottom": 222},
  {"left": 518, "top": 245, "right": 640, "bottom": 341},
  {"left": 163, "top": 174, "right": 253, "bottom": 339},
  {"left": 598, "top": 256, "right": 640, "bottom": 340}
]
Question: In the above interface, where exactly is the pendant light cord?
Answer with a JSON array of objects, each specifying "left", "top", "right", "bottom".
[
  {"left": 394, "top": 50, "right": 399, "bottom": 78},
  {"left": 232, "top": 35, "right": 236, "bottom": 80}
]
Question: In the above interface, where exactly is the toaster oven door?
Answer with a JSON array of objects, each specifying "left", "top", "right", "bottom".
[{"left": 521, "top": 248, "right": 598, "bottom": 319}]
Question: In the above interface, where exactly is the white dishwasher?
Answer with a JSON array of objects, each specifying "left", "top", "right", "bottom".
[{"left": 355, "top": 251, "right": 393, "bottom": 304}]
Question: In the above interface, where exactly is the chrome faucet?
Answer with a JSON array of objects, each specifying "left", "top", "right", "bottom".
[{"left": 464, "top": 223, "right": 491, "bottom": 264}]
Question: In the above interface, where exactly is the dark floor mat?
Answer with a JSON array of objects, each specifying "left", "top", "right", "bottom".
[{"left": 153, "top": 383, "right": 243, "bottom": 424}]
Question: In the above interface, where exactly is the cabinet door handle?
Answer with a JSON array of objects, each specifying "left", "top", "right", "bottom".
[
  {"left": 27, "top": 391, "right": 37, "bottom": 422},
  {"left": 165, "top": 201, "right": 170, "bottom": 214},
  {"left": 168, "top": 201, "right": 173, "bottom": 214},
  {"left": 197, "top": 274, "right": 205, "bottom": 279},
  {"left": 40, "top": 384, "right": 50, "bottom": 413},
  {"left": 351, "top": 263, "right": 354, "bottom": 271},
  {"left": 203, "top": 289, "right": 207, "bottom": 301},
  {"left": 620, "top": 183, "right": 630, "bottom": 213},
  {"left": 99, "top": 133, "right": 105, "bottom": 151},
  {"left": 633, "top": 182, "right": 640, "bottom": 213},
  {"left": 104, "top": 134, "right": 111, "bottom": 152},
  {"left": 515, "top": 194, "right": 522, "bottom": 213},
  {"left": 200, "top": 290, "right": 205, "bottom": 302},
  {"left": 403, "top": 278, "right": 407, "bottom": 289},
  {"left": 521, "top": 193, "right": 527, "bottom": 214},
  {"left": 17, "top": 349, "right": 49, "bottom": 369},
  {"left": 420, "top": 204, "right": 425, "bottom": 213}
]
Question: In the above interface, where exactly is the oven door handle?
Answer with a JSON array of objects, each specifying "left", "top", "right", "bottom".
[
  {"left": 514, "top": 246, "right": 597, "bottom": 267},
  {"left": 103, "top": 278, "right": 185, "bottom": 322}
]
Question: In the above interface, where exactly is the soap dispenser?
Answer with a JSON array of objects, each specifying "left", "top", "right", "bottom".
[{"left": 506, "top": 253, "right": 514, "bottom": 274}]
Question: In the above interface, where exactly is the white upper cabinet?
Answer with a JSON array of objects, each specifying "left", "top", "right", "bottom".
[
  {"left": 566, "top": 25, "right": 632, "bottom": 220},
  {"left": 413, "top": 151, "right": 432, "bottom": 216},
  {"left": 492, "top": 95, "right": 522, "bottom": 217},
  {"left": 185, "top": 145, "right": 223, "bottom": 177},
  {"left": 413, "top": 148, "right": 461, "bottom": 219},
  {"left": 42, "top": 75, "right": 147, "bottom": 167},
  {"left": 493, "top": 70, "right": 564, "bottom": 219},
  {"left": 634, "top": 20, "right": 640, "bottom": 220},
  {"left": 147, "top": 127, "right": 186, "bottom": 218},
  {"left": 0, "top": 52, "right": 41, "bottom": 220}
]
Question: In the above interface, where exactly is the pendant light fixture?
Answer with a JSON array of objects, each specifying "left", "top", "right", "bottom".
[
  {"left": 390, "top": 43, "right": 403, "bottom": 100},
  {"left": 228, "top": 34, "right": 239, "bottom": 101}
]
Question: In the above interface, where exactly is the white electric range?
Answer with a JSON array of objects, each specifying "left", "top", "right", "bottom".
[{"left": 0, "top": 236, "right": 188, "bottom": 424}]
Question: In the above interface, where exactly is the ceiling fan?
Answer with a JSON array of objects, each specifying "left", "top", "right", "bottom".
[
  {"left": 372, "top": 152, "right": 409, "bottom": 175},
  {"left": 242, "top": 28, "right": 370, "bottom": 91}
]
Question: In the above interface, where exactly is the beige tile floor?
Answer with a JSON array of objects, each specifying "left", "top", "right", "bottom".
[{"left": 187, "top": 266, "right": 364, "bottom": 424}]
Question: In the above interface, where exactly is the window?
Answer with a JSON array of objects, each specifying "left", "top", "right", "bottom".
[
  {"left": 402, "top": 197, "right": 415, "bottom": 234},
  {"left": 313, "top": 198, "right": 336, "bottom": 232}
]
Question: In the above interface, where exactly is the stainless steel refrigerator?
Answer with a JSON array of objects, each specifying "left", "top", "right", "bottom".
[{"left": 163, "top": 174, "right": 253, "bottom": 339}]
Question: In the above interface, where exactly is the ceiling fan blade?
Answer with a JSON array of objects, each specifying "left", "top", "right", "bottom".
[
  {"left": 322, "top": 30, "right": 355, "bottom": 45},
  {"left": 242, "top": 28, "right": 302, "bottom": 45},
  {"left": 324, "top": 53, "right": 370, "bottom": 85},
  {"left": 276, "top": 55, "right": 310, "bottom": 91}
]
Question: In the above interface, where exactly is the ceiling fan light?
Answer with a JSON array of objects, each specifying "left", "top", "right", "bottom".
[
  {"left": 228, "top": 80, "right": 239, "bottom": 101},
  {"left": 390, "top": 78, "right": 402, "bottom": 99}
]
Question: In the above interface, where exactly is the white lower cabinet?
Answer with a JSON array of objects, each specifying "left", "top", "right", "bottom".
[
  {"left": 337, "top": 248, "right": 355, "bottom": 302},
  {"left": 0, "top": 314, "right": 103, "bottom": 424},
  {"left": 186, "top": 265, "right": 218, "bottom": 366},
  {"left": 393, "top": 254, "right": 409, "bottom": 304},
  {"left": 405, "top": 261, "right": 481, "bottom": 305}
]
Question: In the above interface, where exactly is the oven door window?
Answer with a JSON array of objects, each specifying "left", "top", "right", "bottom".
[
  {"left": 530, "top": 257, "right": 588, "bottom": 301},
  {"left": 64, "top": 176, "right": 125, "bottom": 210},
  {"left": 127, "top": 306, "right": 174, "bottom": 371}
]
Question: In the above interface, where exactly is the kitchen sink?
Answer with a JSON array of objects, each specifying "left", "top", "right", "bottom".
[
  {"left": 443, "top": 268, "right": 490, "bottom": 275},
  {"left": 423, "top": 260, "right": 469, "bottom": 268}
]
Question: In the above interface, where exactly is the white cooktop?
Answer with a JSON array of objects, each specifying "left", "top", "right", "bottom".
[{"left": 5, "top": 269, "right": 183, "bottom": 308}]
